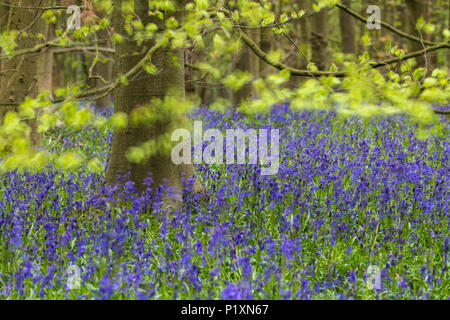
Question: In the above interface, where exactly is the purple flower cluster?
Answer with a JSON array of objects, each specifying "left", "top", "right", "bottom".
[{"left": 0, "top": 104, "right": 448, "bottom": 299}]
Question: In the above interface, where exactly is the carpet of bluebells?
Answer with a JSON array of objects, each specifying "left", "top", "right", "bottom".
[{"left": 0, "top": 104, "right": 449, "bottom": 300}]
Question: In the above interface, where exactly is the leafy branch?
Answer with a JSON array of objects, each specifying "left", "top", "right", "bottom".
[
  {"left": 230, "top": 7, "right": 449, "bottom": 78},
  {"left": 335, "top": 3, "right": 438, "bottom": 47}
]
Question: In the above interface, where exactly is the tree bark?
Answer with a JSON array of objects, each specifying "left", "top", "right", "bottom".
[
  {"left": 106, "top": 0, "right": 200, "bottom": 195},
  {"left": 233, "top": 28, "right": 260, "bottom": 105},
  {"left": 298, "top": 0, "right": 311, "bottom": 69},
  {"left": 92, "top": 58, "right": 112, "bottom": 108},
  {"left": 259, "top": 26, "right": 273, "bottom": 76},
  {"left": 310, "top": 8, "right": 328, "bottom": 70},
  {"left": 92, "top": 4, "right": 113, "bottom": 109},
  {"left": 0, "top": 0, "right": 52, "bottom": 146},
  {"left": 425, "top": 0, "right": 437, "bottom": 69},
  {"left": 338, "top": 0, "right": 356, "bottom": 54},
  {"left": 0, "top": 1, "right": 9, "bottom": 77},
  {"left": 405, "top": 0, "right": 428, "bottom": 69},
  {"left": 37, "top": 11, "right": 54, "bottom": 95}
]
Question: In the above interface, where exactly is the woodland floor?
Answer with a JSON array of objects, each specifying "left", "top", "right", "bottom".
[{"left": 0, "top": 104, "right": 449, "bottom": 299}]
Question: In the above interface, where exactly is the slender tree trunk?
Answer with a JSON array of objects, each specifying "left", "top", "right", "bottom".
[
  {"left": 287, "top": 0, "right": 310, "bottom": 89},
  {"left": 0, "top": 1, "right": 9, "bottom": 76},
  {"left": 447, "top": 0, "right": 450, "bottom": 68},
  {"left": 106, "top": 0, "right": 200, "bottom": 195},
  {"left": 37, "top": 11, "right": 54, "bottom": 95},
  {"left": 339, "top": 0, "right": 356, "bottom": 54},
  {"left": 395, "top": 4, "right": 408, "bottom": 49},
  {"left": 259, "top": 26, "right": 273, "bottom": 76},
  {"left": 311, "top": 8, "right": 328, "bottom": 70},
  {"left": 92, "top": 5, "right": 113, "bottom": 109},
  {"left": 391, "top": 3, "right": 408, "bottom": 74},
  {"left": 405, "top": 0, "right": 428, "bottom": 69},
  {"left": 288, "top": 0, "right": 311, "bottom": 90},
  {"left": 425, "top": 0, "right": 437, "bottom": 70},
  {"left": 387, "top": 0, "right": 396, "bottom": 41},
  {"left": 381, "top": 0, "right": 388, "bottom": 38},
  {"left": 298, "top": 0, "right": 311, "bottom": 69},
  {"left": 233, "top": 28, "right": 260, "bottom": 105},
  {"left": 184, "top": 49, "right": 196, "bottom": 99}
]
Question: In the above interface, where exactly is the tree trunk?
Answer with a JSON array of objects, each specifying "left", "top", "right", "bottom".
[
  {"left": 259, "top": 26, "right": 273, "bottom": 76},
  {"left": 310, "top": 8, "right": 328, "bottom": 70},
  {"left": 92, "top": 5, "right": 113, "bottom": 109},
  {"left": 0, "top": 0, "right": 52, "bottom": 146},
  {"left": 37, "top": 12, "right": 54, "bottom": 95},
  {"left": 425, "top": 0, "right": 437, "bottom": 70},
  {"left": 405, "top": 0, "right": 428, "bottom": 69},
  {"left": 286, "top": 0, "right": 310, "bottom": 89},
  {"left": 395, "top": 4, "right": 408, "bottom": 49},
  {"left": 0, "top": 1, "right": 9, "bottom": 76},
  {"left": 106, "top": 0, "right": 200, "bottom": 195},
  {"left": 92, "top": 59, "right": 113, "bottom": 108},
  {"left": 298, "top": 0, "right": 311, "bottom": 69},
  {"left": 387, "top": 0, "right": 396, "bottom": 39},
  {"left": 339, "top": 0, "right": 356, "bottom": 54},
  {"left": 233, "top": 28, "right": 260, "bottom": 105}
]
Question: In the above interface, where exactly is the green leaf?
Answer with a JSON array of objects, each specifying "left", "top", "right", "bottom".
[
  {"left": 0, "top": 31, "right": 18, "bottom": 57},
  {"left": 195, "top": 0, "right": 209, "bottom": 10},
  {"left": 99, "top": 18, "right": 110, "bottom": 29},
  {"left": 423, "top": 77, "right": 437, "bottom": 88},
  {"left": 112, "top": 33, "right": 124, "bottom": 43},
  {"left": 120, "top": 76, "right": 129, "bottom": 86},
  {"left": 307, "top": 62, "right": 318, "bottom": 72},
  {"left": 126, "top": 146, "right": 146, "bottom": 163},
  {"left": 416, "top": 16, "right": 425, "bottom": 31},
  {"left": 87, "top": 158, "right": 104, "bottom": 174},
  {"left": 413, "top": 68, "right": 425, "bottom": 80},
  {"left": 279, "top": 13, "right": 289, "bottom": 23},
  {"left": 443, "top": 29, "right": 450, "bottom": 39},
  {"left": 56, "top": 152, "right": 82, "bottom": 171},
  {"left": 361, "top": 33, "right": 371, "bottom": 47},
  {"left": 267, "top": 50, "right": 282, "bottom": 64},
  {"left": 144, "top": 63, "right": 158, "bottom": 75},
  {"left": 424, "top": 23, "right": 435, "bottom": 34},
  {"left": 110, "top": 112, "right": 128, "bottom": 129}
]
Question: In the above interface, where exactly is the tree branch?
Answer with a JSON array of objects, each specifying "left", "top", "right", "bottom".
[
  {"left": 222, "top": 7, "right": 449, "bottom": 78},
  {"left": 53, "top": 40, "right": 164, "bottom": 102},
  {"left": 335, "top": 3, "right": 437, "bottom": 47},
  {"left": 53, "top": 46, "right": 115, "bottom": 54},
  {"left": 0, "top": 2, "right": 87, "bottom": 10},
  {"left": 0, "top": 38, "right": 112, "bottom": 61},
  {"left": 369, "top": 42, "right": 450, "bottom": 68},
  {"left": 237, "top": 26, "right": 347, "bottom": 77},
  {"left": 0, "top": 40, "right": 162, "bottom": 106},
  {"left": 433, "top": 109, "right": 450, "bottom": 115}
]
